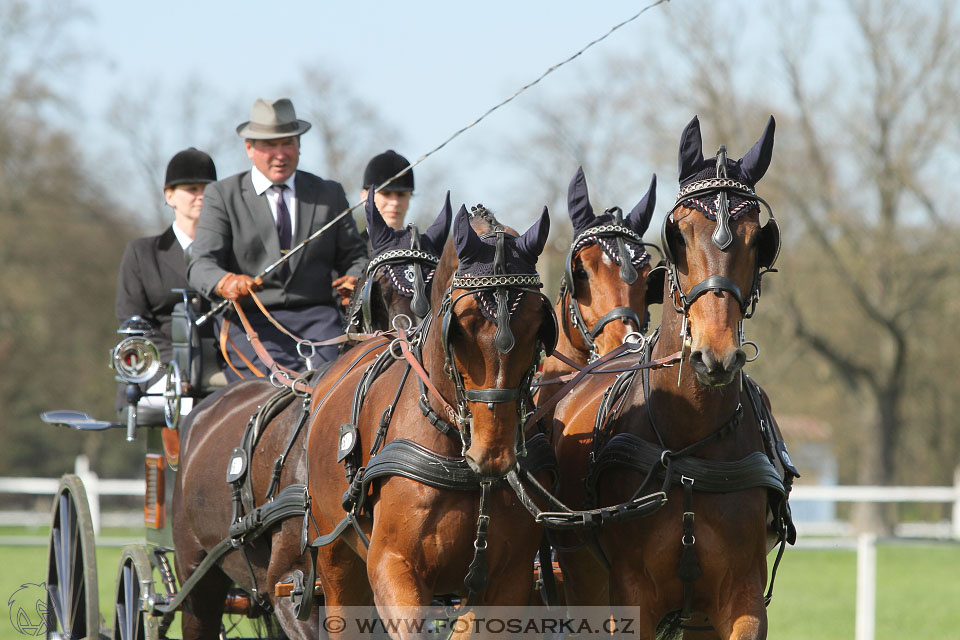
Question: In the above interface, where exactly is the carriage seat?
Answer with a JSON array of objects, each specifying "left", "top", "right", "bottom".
[{"left": 171, "top": 289, "right": 226, "bottom": 396}]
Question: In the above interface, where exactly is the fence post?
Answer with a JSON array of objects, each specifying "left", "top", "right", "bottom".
[
  {"left": 855, "top": 532, "right": 876, "bottom": 640},
  {"left": 953, "top": 466, "right": 960, "bottom": 541},
  {"left": 74, "top": 455, "right": 101, "bottom": 535}
]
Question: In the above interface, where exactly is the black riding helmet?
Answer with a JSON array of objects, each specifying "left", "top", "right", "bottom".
[
  {"left": 363, "top": 150, "right": 414, "bottom": 192},
  {"left": 164, "top": 147, "right": 217, "bottom": 187}
]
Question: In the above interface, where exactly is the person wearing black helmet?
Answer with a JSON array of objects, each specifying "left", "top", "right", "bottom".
[
  {"left": 361, "top": 149, "right": 414, "bottom": 230},
  {"left": 115, "top": 147, "right": 218, "bottom": 411},
  {"left": 116, "top": 147, "right": 217, "bottom": 361}
]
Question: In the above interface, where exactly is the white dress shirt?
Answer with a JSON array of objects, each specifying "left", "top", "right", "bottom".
[{"left": 251, "top": 166, "right": 298, "bottom": 238}]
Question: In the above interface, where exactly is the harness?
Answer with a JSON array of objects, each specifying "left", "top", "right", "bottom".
[
  {"left": 347, "top": 225, "right": 441, "bottom": 334},
  {"left": 310, "top": 226, "right": 559, "bottom": 608},
  {"left": 560, "top": 208, "right": 658, "bottom": 362}
]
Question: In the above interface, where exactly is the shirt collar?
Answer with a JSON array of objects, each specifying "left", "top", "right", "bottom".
[
  {"left": 251, "top": 166, "right": 296, "bottom": 196},
  {"left": 171, "top": 221, "right": 193, "bottom": 251}
]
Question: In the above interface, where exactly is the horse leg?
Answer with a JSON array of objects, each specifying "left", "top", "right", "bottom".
[
  {"left": 172, "top": 538, "right": 233, "bottom": 640},
  {"left": 366, "top": 546, "right": 433, "bottom": 640},
  {"left": 314, "top": 538, "right": 376, "bottom": 639},
  {"left": 556, "top": 544, "right": 609, "bottom": 609},
  {"left": 702, "top": 591, "right": 767, "bottom": 640},
  {"left": 266, "top": 520, "right": 321, "bottom": 640}
]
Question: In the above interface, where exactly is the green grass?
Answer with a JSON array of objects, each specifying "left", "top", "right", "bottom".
[{"left": 1, "top": 536, "right": 957, "bottom": 639}]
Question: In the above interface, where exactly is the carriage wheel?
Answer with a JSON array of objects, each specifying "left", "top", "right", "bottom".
[
  {"left": 45, "top": 474, "right": 99, "bottom": 640},
  {"left": 111, "top": 545, "right": 159, "bottom": 640}
]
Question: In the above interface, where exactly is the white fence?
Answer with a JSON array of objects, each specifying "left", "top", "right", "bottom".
[
  {"left": 1, "top": 458, "right": 959, "bottom": 640},
  {"left": 0, "top": 455, "right": 144, "bottom": 533}
]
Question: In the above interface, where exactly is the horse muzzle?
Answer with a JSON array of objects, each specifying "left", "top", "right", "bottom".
[{"left": 689, "top": 346, "right": 746, "bottom": 387}]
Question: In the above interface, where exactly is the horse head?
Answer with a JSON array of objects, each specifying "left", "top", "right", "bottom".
[
  {"left": 563, "top": 167, "right": 660, "bottom": 358},
  {"left": 345, "top": 191, "right": 452, "bottom": 334},
  {"left": 429, "top": 204, "right": 554, "bottom": 479},
  {"left": 661, "top": 115, "right": 780, "bottom": 386}
]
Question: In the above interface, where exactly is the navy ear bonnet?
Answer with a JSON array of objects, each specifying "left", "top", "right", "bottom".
[
  {"left": 454, "top": 205, "right": 542, "bottom": 278},
  {"left": 365, "top": 190, "right": 451, "bottom": 300},
  {"left": 567, "top": 167, "right": 654, "bottom": 271},
  {"left": 676, "top": 115, "right": 776, "bottom": 222}
]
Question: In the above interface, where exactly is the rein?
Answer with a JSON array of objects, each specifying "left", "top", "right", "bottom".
[{"left": 220, "top": 295, "right": 384, "bottom": 394}]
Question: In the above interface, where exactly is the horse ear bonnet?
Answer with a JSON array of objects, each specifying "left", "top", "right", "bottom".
[
  {"left": 420, "top": 191, "right": 453, "bottom": 256},
  {"left": 365, "top": 189, "right": 405, "bottom": 254},
  {"left": 568, "top": 167, "right": 596, "bottom": 236}
]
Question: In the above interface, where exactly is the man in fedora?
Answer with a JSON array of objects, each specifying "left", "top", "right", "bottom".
[{"left": 188, "top": 98, "right": 367, "bottom": 379}]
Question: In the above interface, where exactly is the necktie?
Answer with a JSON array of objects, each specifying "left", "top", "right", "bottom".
[{"left": 273, "top": 184, "right": 292, "bottom": 251}]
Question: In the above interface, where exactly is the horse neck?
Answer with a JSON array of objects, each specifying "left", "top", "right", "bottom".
[{"left": 647, "top": 300, "right": 741, "bottom": 443}]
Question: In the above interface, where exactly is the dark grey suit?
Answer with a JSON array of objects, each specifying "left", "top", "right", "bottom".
[
  {"left": 188, "top": 169, "right": 367, "bottom": 307},
  {"left": 187, "top": 169, "right": 367, "bottom": 376},
  {"left": 116, "top": 226, "right": 190, "bottom": 363}
]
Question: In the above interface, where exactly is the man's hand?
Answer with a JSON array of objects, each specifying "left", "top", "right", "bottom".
[
  {"left": 332, "top": 275, "right": 359, "bottom": 306},
  {"left": 215, "top": 273, "right": 263, "bottom": 302}
]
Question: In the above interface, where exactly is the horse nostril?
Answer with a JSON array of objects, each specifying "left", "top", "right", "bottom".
[
  {"left": 689, "top": 349, "right": 705, "bottom": 368},
  {"left": 725, "top": 349, "right": 746, "bottom": 372}
]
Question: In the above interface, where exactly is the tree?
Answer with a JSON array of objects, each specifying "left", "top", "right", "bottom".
[
  {"left": 497, "top": 0, "right": 960, "bottom": 532},
  {"left": 0, "top": 0, "right": 140, "bottom": 478}
]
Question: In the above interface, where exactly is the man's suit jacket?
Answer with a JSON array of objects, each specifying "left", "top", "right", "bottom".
[
  {"left": 115, "top": 226, "right": 189, "bottom": 363},
  {"left": 187, "top": 169, "right": 368, "bottom": 309}
]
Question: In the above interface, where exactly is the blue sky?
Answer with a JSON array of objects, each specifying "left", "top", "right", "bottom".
[{"left": 71, "top": 1, "right": 682, "bottom": 223}]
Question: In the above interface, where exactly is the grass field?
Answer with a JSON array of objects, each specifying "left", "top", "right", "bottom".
[{"left": 1, "top": 528, "right": 957, "bottom": 639}]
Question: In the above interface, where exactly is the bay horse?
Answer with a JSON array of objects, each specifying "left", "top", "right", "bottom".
[
  {"left": 553, "top": 116, "right": 797, "bottom": 639},
  {"left": 304, "top": 203, "right": 557, "bottom": 635},
  {"left": 170, "top": 193, "right": 452, "bottom": 640},
  {"left": 535, "top": 166, "right": 660, "bottom": 428}
]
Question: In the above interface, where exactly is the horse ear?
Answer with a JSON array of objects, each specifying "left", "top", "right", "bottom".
[
  {"left": 738, "top": 115, "right": 775, "bottom": 186},
  {"left": 422, "top": 190, "right": 453, "bottom": 254},
  {"left": 678, "top": 115, "right": 704, "bottom": 182},
  {"left": 453, "top": 204, "right": 484, "bottom": 260},
  {"left": 365, "top": 189, "right": 400, "bottom": 254},
  {"left": 567, "top": 166, "right": 595, "bottom": 235},
  {"left": 626, "top": 173, "right": 657, "bottom": 236},
  {"left": 516, "top": 207, "right": 551, "bottom": 261}
]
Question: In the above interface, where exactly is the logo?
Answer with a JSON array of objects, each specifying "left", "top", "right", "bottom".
[{"left": 7, "top": 583, "right": 48, "bottom": 636}]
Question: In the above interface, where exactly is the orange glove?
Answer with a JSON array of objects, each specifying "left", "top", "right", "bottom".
[
  {"left": 332, "top": 275, "right": 358, "bottom": 306},
  {"left": 215, "top": 273, "right": 262, "bottom": 302}
]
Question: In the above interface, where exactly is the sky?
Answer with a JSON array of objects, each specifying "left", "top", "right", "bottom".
[{"left": 69, "top": 1, "right": 683, "bottom": 226}]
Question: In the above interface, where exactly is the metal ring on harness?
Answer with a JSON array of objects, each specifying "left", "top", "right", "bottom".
[
  {"left": 742, "top": 340, "right": 760, "bottom": 362},
  {"left": 269, "top": 370, "right": 286, "bottom": 389},
  {"left": 391, "top": 313, "right": 413, "bottom": 333},
  {"left": 623, "top": 331, "right": 646, "bottom": 351},
  {"left": 388, "top": 338, "right": 406, "bottom": 360},
  {"left": 296, "top": 340, "right": 316, "bottom": 360}
]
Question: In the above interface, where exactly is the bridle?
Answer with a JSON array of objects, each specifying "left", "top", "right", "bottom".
[
  {"left": 561, "top": 207, "right": 660, "bottom": 361},
  {"left": 434, "top": 226, "right": 558, "bottom": 453},
  {"left": 349, "top": 225, "right": 441, "bottom": 334},
  {"left": 660, "top": 146, "right": 781, "bottom": 323}
]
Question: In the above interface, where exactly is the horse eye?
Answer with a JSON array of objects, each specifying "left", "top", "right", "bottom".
[{"left": 573, "top": 265, "right": 588, "bottom": 279}]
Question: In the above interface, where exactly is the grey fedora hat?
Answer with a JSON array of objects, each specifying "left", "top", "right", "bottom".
[{"left": 236, "top": 97, "right": 312, "bottom": 139}]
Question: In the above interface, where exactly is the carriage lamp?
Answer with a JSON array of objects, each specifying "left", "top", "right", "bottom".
[{"left": 112, "top": 336, "right": 161, "bottom": 384}]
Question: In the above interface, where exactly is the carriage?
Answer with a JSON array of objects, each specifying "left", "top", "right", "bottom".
[{"left": 37, "top": 117, "right": 797, "bottom": 640}]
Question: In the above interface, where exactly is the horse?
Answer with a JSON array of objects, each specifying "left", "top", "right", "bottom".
[
  {"left": 521, "top": 166, "right": 662, "bottom": 609},
  {"left": 169, "top": 192, "right": 452, "bottom": 640},
  {"left": 304, "top": 203, "right": 557, "bottom": 636},
  {"left": 535, "top": 166, "right": 660, "bottom": 430},
  {"left": 552, "top": 116, "right": 797, "bottom": 639}
]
